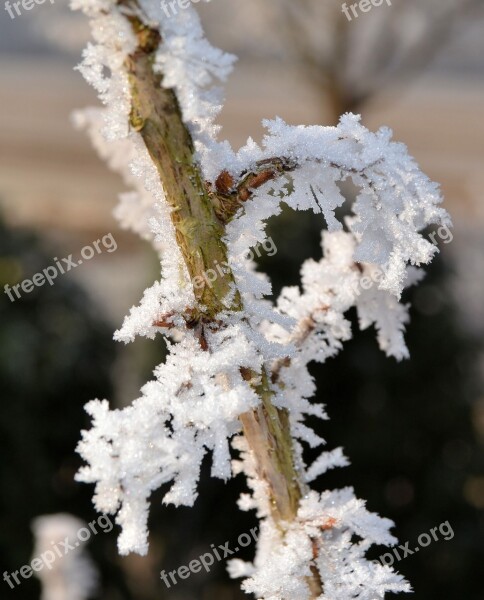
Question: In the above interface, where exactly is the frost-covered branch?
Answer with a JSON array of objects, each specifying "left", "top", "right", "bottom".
[
  {"left": 72, "top": 1, "right": 449, "bottom": 598},
  {"left": 73, "top": 0, "right": 308, "bottom": 575}
]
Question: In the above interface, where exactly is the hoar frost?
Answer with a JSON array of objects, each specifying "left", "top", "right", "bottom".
[{"left": 72, "top": 0, "right": 449, "bottom": 597}]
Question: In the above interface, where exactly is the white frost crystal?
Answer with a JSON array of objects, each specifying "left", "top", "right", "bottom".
[{"left": 73, "top": 0, "right": 449, "bottom": 597}]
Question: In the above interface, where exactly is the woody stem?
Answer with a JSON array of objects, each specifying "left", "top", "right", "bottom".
[{"left": 119, "top": 2, "right": 322, "bottom": 595}]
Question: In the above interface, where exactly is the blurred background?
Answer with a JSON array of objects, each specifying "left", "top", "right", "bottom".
[{"left": 1, "top": 0, "right": 484, "bottom": 598}]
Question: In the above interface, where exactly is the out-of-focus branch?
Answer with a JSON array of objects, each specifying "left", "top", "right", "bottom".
[
  {"left": 274, "top": 0, "right": 482, "bottom": 122},
  {"left": 360, "top": 0, "right": 482, "bottom": 107}
]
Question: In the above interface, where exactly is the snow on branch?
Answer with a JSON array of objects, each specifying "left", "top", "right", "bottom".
[
  {"left": 224, "top": 114, "right": 449, "bottom": 299},
  {"left": 72, "top": 0, "right": 449, "bottom": 597}
]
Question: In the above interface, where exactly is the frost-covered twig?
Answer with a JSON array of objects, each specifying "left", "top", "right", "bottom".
[
  {"left": 72, "top": 1, "right": 449, "bottom": 598},
  {"left": 73, "top": 0, "right": 309, "bottom": 585}
]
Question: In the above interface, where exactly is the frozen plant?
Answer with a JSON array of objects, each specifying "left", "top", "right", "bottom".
[{"left": 72, "top": 0, "right": 450, "bottom": 597}]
